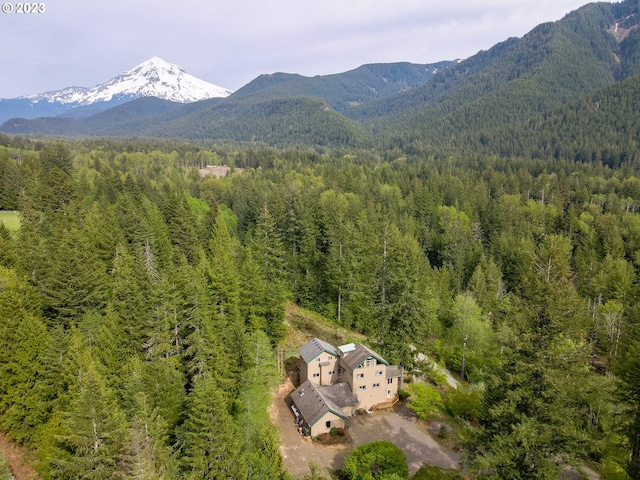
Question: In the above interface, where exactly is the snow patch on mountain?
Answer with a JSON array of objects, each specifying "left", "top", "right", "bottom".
[{"left": 22, "top": 57, "right": 232, "bottom": 105}]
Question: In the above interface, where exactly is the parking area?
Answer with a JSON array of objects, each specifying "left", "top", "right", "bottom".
[{"left": 269, "top": 378, "right": 461, "bottom": 478}]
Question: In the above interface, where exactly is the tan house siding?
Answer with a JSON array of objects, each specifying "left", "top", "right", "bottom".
[
  {"left": 309, "top": 411, "right": 345, "bottom": 437},
  {"left": 351, "top": 359, "right": 390, "bottom": 409},
  {"left": 301, "top": 353, "right": 338, "bottom": 386}
]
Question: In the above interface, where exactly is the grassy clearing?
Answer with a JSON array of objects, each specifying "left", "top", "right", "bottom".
[
  {"left": 282, "top": 302, "right": 366, "bottom": 359},
  {"left": 0, "top": 211, "right": 20, "bottom": 232}
]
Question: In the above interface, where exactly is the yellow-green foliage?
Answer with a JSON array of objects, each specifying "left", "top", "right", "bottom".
[
  {"left": 186, "top": 195, "right": 210, "bottom": 220},
  {"left": 0, "top": 211, "right": 20, "bottom": 232},
  {"left": 406, "top": 382, "right": 444, "bottom": 421},
  {"left": 0, "top": 451, "right": 10, "bottom": 480}
]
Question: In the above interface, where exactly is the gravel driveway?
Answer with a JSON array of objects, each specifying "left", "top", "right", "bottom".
[
  {"left": 270, "top": 379, "right": 461, "bottom": 478},
  {"left": 347, "top": 406, "right": 461, "bottom": 474}
]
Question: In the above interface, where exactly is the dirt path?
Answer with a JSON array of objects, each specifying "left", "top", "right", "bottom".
[
  {"left": 0, "top": 433, "right": 38, "bottom": 479},
  {"left": 415, "top": 353, "right": 459, "bottom": 389}
]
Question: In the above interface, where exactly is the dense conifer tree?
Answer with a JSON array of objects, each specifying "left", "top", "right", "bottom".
[{"left": 179, "top": 374, "right": 245, "bottom": 479}]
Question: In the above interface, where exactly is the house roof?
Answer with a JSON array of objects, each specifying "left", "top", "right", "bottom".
[
  {"left": 298, "top": 337, "right": 338, "bottom": 363},
  {"left": 317, "top": 382, "right": 358, "bottom": 408},
  {"left": 291, "top": 380, "right": 349, "bottom": 427},
  {"left": 341, "top": 344, "right": 389, "bottom": 370}
]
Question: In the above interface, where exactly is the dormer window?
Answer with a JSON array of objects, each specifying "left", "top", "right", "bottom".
[{"left": 365, "top": 358, "right": 376, "bottom": 367}]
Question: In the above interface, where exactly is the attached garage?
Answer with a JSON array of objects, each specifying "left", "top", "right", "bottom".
[{"left": 290, "top": 380, "right": 357, "bottom": 437}]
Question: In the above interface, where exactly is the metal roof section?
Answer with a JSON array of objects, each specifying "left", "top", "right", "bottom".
[
  {"left": 291, "top": 380, "right": 348, "bottom": 427},
  {"left": 338, "top": 343, "right": 356, "bottom": 354},
  {"left": 341, "top": 344, "right": 390, "bottom": 370},
  {"left": 298, "top": 337, "right": 338, "bottom": 363}
]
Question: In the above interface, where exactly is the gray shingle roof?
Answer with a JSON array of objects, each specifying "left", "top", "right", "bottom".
[
  {"left": 291, "top": 380, "right": 348, "bottom": 427},
  {"left": 341, "top": 344, "right": 389, "bottom": 370},
  {"left": 298, "top": 338, "right": 338, "bottom": 363},
  {"left": 317, "top": 383, "right": 358, "bottom": 408}
]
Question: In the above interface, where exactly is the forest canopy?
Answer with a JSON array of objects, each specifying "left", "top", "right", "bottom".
[{"left": 1, "top": 137, "right": 640, "bottom": 479}]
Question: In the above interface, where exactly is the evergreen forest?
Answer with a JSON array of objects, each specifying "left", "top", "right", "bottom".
[{"left": 1, "top": 135, "right": 640, "bottom": 479}]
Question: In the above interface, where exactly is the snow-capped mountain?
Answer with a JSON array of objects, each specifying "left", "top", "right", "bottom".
[
  {"left": 24, "top": 57, "right": 232, "bottom": 105},
  {"left": 0, "top": 57, "right": 232, "bottom": 122}
]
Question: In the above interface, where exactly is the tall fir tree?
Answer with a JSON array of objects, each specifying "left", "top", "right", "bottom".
[
  {"left": 179, "top": 374, "right": 246, "bottom": 479},
  {"left": 48, "top": 334, "right": 127, "bottom": 479}
]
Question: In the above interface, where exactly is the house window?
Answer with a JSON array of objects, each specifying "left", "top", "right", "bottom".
[
  {"left": 329, "top": 370, "right": 335, "bottom": 375},
  {"left": 316, "top": 358, "right": 321, "bottom": 362},
  {"left": 387, "top": 378, "right": 393, "bottom": 384},
  {"left": 327, "top": 355, "right": 332, "bottom": 360},
  {"left": 356, "top": 364, "right": 363, "bottom": 369},
  {"left": 358, "top": 385, "right": 366, "bottom": 391},
  {"left": 373, "top": 383, "right": 381, "bottom": 388},
  {"left": 365, "top": 358, "right": 376, "bottom": 367},
  {"left": 375, "top": 370, "right": 383, "bottom": 376},
  {"left": 356, "top": 373, "right": 365, "bottom": 379},
  {"left": 313, "top": 373, "right": 320, "bottom": 378},
  {"left": 326, "top": 420, "right": 331, "bottom": 428}
]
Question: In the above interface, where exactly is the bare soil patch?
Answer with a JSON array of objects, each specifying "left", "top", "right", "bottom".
[
  {"left": 0, "top": 433, "right": 38, "bottom": 480},
  {"left": 198, "top": 165, "right": 244, "bottom": 178}
]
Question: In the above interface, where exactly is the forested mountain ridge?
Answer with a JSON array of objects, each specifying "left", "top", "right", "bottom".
[
  {"left": 460, "top": 73, "right": 640, "bottom": 164},
  {"left": 357, "top": 0, "right": 640, "bottom": 146},
  {"left": 0, "top": 97, "right": 184, "bottom": 136},
  {"left": 0, "top": 61, "right": 452, "bottom": 144},
  {"left": 230, "top": 61, "right": 456, "bottom": 112},
  {"left": 0, "top": 96, "right": 372, "bottom": 147},
  {"left": 0, "top": 61, "right": 445, "bottom": 146}
]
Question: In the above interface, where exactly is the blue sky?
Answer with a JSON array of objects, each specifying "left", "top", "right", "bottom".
[{"left": 0, "top": 0, "right": 590, "bottom": 98}]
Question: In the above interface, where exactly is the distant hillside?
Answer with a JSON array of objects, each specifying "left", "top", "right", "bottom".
[
  {"left": 232, "top": 61, "right": 455, "bottom": 112},
  {"left": 0, "top": 97, "right": 182, "bottom": 136},
  {"left": 137, "top": 96, "right": 372, "bottom": 147},
  {"left": 354, "top": 0, "right": 639, "bottom": 150},
  {"left": 465, "top": 73, "right": 640, "bottom": 166}
]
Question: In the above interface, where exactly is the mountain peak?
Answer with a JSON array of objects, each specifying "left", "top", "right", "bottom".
[
  {"left": 22, "top": 57, "right": 232, "bottom": 106},
  {"left": 126, "top": 57, "right": 183, "bottom": 75}
]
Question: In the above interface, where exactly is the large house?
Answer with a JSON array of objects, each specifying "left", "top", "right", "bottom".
[{"left": 290, "top": 338, "right": 402, "bottom": 436}]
